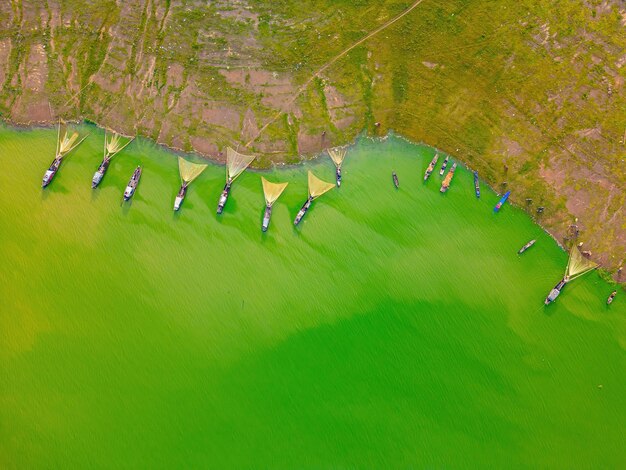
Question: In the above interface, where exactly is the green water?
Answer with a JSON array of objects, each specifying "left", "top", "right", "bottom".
[{"left": 0, "top": 124, "right": 624, "bottom": 468}]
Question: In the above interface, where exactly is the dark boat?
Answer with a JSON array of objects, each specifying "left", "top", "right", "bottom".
[
  {"left": 92, "top": 158, "right": 111, "bottom": 189},
  {"left": 262, "top": 205, "right": 272, "bottom": 232},
  {"left": 474, "top": 171, "right": 480, "bottom": 198},
  {"left": 217, "top": 178, "right": 233, "bottom": 214},
  {"left": 42, "top": 157, "right": 62, "bottom": 188},
  {"left": 545, "top": 278, "right": 567, "bottom": 305},
  {"left": 174, "top": 182, "right": 189, "bottom": 211},
  {"left": 494, "top": 191, "right": 511, "bottom": 212},
  {"left": 424, "top": 153, "right": 439, "bottom": 181},
  {"left": 518, "top": 239, "right": 536, "bottom": 255},
  {"left": 123, "top": 166, "right": 142, "bottom": 201},
  {"left": 294, "top": 196, "right": 313, "bottom": 225},
  {"left": 335, "top": 167, "right": 342, "bottom": 187},
  {"left": 392, "top": 172, "right": 399, "bottom": 189},
  {"left": 439, "top": 156, "right": 449, "bottom": 176},
  {"left": 607, "top": 291, "right": 617, "bottom": 305}
]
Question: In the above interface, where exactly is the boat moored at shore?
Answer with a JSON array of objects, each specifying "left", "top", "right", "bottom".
[
  {"left": 424, "top": 153, "right": 439, "bottom": 181},
  {"left": 474, "top": 171, "right": 480, "bottom": 198},
  {"left": 494, "top": 191, "right": 511, "bottom": 212},
  {"left": 440, "top": 163, "right": 457, "bottom": 193},
  {"left": 439, "top": 155, "right": 449, "bottom": 176}
]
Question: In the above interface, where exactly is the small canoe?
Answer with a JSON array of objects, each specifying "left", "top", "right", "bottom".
[
  {"left": 518, "top": 239, "right": 536, "bottom": 254},
  {"left": 474, "top": 171, "right": 480, "bottom": 198},
  {"left": 607, "top": 291, "right": 617, "bottom": 305}
]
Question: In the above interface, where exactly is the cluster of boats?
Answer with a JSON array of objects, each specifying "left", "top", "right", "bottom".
[
  {"left": 422, "top": 153, "right": 458, "bottom": 193},
  {"left": 40, "top": 128, "right": 620, "bottom": 306}
]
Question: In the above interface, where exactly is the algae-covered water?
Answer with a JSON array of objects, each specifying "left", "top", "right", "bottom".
[{"left": 0, "top": 124, "right": 624, "bottom": 468}]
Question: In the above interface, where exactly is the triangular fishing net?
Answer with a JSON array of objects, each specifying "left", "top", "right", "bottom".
[
  {"left": 565, "top": 246, "right": 598, "bottom": 281},
  {"left": 262, "top": 177, "right": 288, "bottom": 206},
  {"left": 226, "top": 147, "right": 255, "bottom": 181},
  {"left": 58, "top": 130, "right": 79, "bottom": 155},
  {"left": 328, "top": 147, "right": 346, "bottom": 168},
  {"left": 178, "top": 157, "right": 208, "bottom": 183},
  {"left": 308, "top": 171, "right": 335, "bottom": 199}
]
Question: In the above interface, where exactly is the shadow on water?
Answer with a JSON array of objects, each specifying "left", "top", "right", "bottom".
[{"left": 91, "top": 187, "right": 101, "bottom": 202}]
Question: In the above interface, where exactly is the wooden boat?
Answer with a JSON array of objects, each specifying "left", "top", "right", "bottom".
[
  {"left": 440, "top": 163, "right": 457, "bottom": 193},
  {"left": 439, "top": 156, "right": 449, "bottom": 176},
  {"left": 174, "top": 182, "right": 188, "bottom": 211},
  {"left": 92, "top": 158, "right": 111, "bottom": 188},
  {"left": 123, "top": 166, "right": 142, "bottom": 201},
  {"left": 42, "top": 158, "right": 62, "bottom": 188},
  {"left": 518, "top": 239, "right": 536, "bottom": 254},
  {"left": 424, "top": 153, "right": 439, "bottom": 181},
  {"left": 294, "top": 197, "right": 313, "bottom": 225},
  {"left": 474, "top": 171, "right": 480, "bottom": 198},
  {"left": 217, "top": 178, "right": 232, "bottom": 214},
  {"left": 607, "top": 291, "right": 617, "bottom": 305},
  {"left": 494, "top": 191, "right": 511, "bottom": 212},
  {"left": 392, "top": 172, "right": 399, "bottom": 189}
]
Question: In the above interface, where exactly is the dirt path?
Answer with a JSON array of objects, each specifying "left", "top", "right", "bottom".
[{"left": 245, "top": 0, "right": 426, "bottom": 147}]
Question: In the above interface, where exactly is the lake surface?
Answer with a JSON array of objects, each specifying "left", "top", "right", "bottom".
[{"left": 0, "top": 124, "right": 624, "bottom": 468}]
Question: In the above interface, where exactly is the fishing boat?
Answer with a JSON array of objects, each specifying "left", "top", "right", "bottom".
[
  {"left": 123, "top": 166, "right": 142, "bottom": 201},
  {"left": 392, "top": 172, "right": 399, "bottom": 189},
  {"left": 92, "top": 158, "right": 110, "bottom": 188},
  {"left": 92, "top": 132, "right": 134, "bottom": 189},
  {"left": 474, "top": 171, "right": 480, "bottom": 198},
  {"left": 424, "top": 153, "right": 439, "bottom": 181},
  {"left": 42, "top": 121, "right": 88, "bottom": 188},
  {"left": 328, "top": 147, "right": 346, "bottom": 187},
  {"left": 294, "top": 196, "right": 313, "bottom": 226},
  {"left": 174, "top": 182, "right": 188, "bottom": 211},
  {"left": 175, "top": 157, "right": 208, "bottom": 212},
  {"left": 261, "top": 177, "right": 288, "bottom": 232},
  {"left": 42, "top": 158, "right": 62, "bottom": 188},
  {"left": 439, "top": 155, "right": 449, "bottom": 176},
  {"left": 544, "top": 246, "right": 598, "bottom": 305},
  {"left": 293, "top": 171, "right": 334, "bottom": 226},
  {"left": 217, "top": 178, "right": 232, "bottom": 214},
  {"left": 494, "top": 191, "right": 511, "bottom": 212},
  {"left": 440, "top": 163, "right": 457, "bottom": 193},
  {"left": 607, "top": 291, "right": 617, "bottom": 305},
  {"left": 518, "top": 239, "right": 536, "bottom": 254},
  {"left": 545, "top": 278, "right": 567, "bottom": 305},
  {"left": 217, "top": 147, "right": 255, "bottom": 214}
]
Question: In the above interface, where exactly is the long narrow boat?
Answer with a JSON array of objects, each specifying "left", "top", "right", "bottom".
[
  {"left": 518, "top": 239, "right": 536, "bottom": 254},
  {"left": 217, "top": 178, "right": 232, "bottom": 214},
  {"left": 123, "top": 166, "right": 142, "bottom": 201},
  {"left": 392, "top": 172, "right": 399, "bottom": 189},
  {"left": 92, "top": 158, "right": 111, "bottom": 188},
  {"left": 494, "top": 191, "right": 511, "bottom": 212},
  {"left": 474, "top": 171, "right": 480, "bottom": 198},
  {"left": 439, "top": 156, "right": 449, "bottom": 176},
  {"left": 607, "top": 291, "right": 617, "bottom": 305},
  {"left": 440, "top": 163, "right": 457, "bottom": 193},
  {"left": 174, "top": 182, "right": 189, "bottom": 211},
  {"left": 545, "top": 278, "right": 567, "bottom": 305},
  {"left": 42, "top": 158, "right": 62, "bottom": 187},
  {"left": 423, "top": 153, "right": 439, "bottom": 181},
  {"left": 294, "top": 196, "right": 313, "bottom": 225}
]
